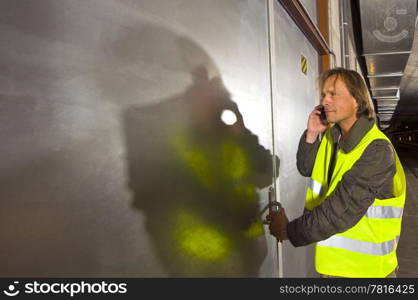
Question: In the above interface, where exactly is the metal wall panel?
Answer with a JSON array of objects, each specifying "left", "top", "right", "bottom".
[
  {"left": 0, "top": 0, "right": 278, "bottom": 277},
  {"left": 272, "top": 1, "right": 318, "bottom": 277}
]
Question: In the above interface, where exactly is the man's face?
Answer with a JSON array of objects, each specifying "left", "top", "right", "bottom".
[{"left": 321, "top": 76, "right": 358, "bottom": 125}]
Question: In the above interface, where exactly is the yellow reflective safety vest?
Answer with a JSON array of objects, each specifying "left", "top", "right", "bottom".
[{"left": 305, "top": 124, "right": 406, "bottom": 277}]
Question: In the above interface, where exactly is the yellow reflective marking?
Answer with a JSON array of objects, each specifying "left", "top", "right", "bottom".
[{"left": 301, "top": 55, "right": 307, "bottom": 75}]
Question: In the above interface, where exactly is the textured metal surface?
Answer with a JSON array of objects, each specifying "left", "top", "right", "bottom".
[
  {"left": 379, "top": 114, "right": 394, "bottom": 121},
  {"left": 378, "top": 99, "right": 400, "bottom": 107},
  {"left": 391, "top": 8, "right": 418, "bottom": 129},
  {"left": 272, "top": 1, "right": 318, "bottom": 277},
  {"left": 372, "top": 88, "right": 399, "bottom": 98},
  {"left": 299, "top": 0, "right": 317, "bottom": 26},
  {"left": 277, "top": 0, "right": 330, "bottom": 55},
  {"left": 357, "top": 0, "right": 417, "bottom": 127},
  {"left": 359, "top": 0, "right": 416, "bottom": 53},
  {"left": 0, "top": 0, "right": 278, "bottom": 277},
  {"left": 378, "top": 109, "right": 396, "bottom": 114},
  {"left": 365, "top": 53, "right": 411, "bottom": 75},
  {"left": 369, "top": 75, "right": 402, "bottom": 89},
  {"left": 377, "top": 99, "right": 400, "bottom": 119}
]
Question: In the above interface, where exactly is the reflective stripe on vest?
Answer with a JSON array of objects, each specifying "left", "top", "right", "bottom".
[
  {"left": 309, "top": 178, "right": 323, "bottom": 195},
  {"left": 366, "top": 206, "right": 403, "bottom": 219},
  {"left": 317, "top": 235, "right": 399, "bottom": 256},
  {"left": 308, "top": 182, "right": 403, "bottom": 219}
]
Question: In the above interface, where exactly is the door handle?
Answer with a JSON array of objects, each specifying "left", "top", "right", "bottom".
[{"left": 263, "top": 186, "right": 282, "bottom": 224}]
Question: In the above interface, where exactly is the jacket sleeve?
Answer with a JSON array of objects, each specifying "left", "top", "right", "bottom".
[
  {"left": 296, "top": 130, "right": 321, "bottom": 177},
  {"left": 287, "top": 139, "right": 396, "bottom": 247}
]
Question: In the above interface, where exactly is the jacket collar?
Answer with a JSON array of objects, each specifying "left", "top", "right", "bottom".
[{"left": 329, "top": 116, "right": 375, "bottom": 153}]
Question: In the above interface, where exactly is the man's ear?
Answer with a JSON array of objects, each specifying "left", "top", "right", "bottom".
[{"left": 353, "top": 97, "right": 359, "bottom": 110}]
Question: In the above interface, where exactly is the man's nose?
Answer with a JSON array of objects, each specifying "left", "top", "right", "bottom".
[{"left": 322, "top": 95, "right": 331, "bottom": 106}]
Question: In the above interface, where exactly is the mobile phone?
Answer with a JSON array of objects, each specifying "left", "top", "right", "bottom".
[{"left": 318, "top": 105, "right": 327, "bottom": 122}]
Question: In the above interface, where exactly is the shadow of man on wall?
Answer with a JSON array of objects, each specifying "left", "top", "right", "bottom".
[{"left": 123, "top": 65, "right": 278, "bottom": 277}]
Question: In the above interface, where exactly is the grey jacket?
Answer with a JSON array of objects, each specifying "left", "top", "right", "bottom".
[{"left": 287, "top": 117, "right": 396, "bottom": 247}]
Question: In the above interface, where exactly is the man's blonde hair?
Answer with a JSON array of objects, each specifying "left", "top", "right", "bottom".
[{"left": 319, "top": 68, "right": 376, "bottom": 120}]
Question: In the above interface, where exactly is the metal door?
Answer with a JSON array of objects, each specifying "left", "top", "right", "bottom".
[
  {"left": 270, "top": 0, "right": 319, "bottom": 277},
  {"left": 0, "top": 0, "right": 279, "bottom": 277}
]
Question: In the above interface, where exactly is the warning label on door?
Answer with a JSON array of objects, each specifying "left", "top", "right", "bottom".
[{"left": 301, "top": 55, "right": 307, "bottom": 75}]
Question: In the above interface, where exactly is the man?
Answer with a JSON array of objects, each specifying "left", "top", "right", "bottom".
[{"left": 268, "top": 68, "right": 406, "bottom": 278}]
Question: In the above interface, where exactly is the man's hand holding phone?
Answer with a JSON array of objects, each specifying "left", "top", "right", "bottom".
[{"left": 306, "top": 105, "right": 328, "bottom": 143}]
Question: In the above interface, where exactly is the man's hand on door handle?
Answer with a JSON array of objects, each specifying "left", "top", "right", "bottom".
[{"left": 267, "top": 208, "right": 289, "bottom": 243}]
